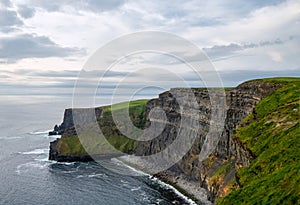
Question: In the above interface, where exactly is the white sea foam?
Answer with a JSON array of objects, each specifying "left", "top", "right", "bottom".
[
  {"left": 28, "top": 130, "right": 61, "bottom": 139},
  {"left": 29, "top": 130, "right": 52, "bottom": 135},
  {"left": 130, "top": 186, "right": 141, "bottom": 191},
  {"left": 121, "top": 180, "right": 129, "bottom": 184},
  {"left": 45, "top": 134, "right": 61, "bottom": 139},
  {"left": 112, "top": 157, "right": 198, "bottom": 205},
  {"left": 140, "top": 191, "right": 150, "bottom": 203},
  {"left": 76, "top": 173, "right": 107, "bottom": 178},
  {"left": 0, "top": 136, "right": 24, "bottom": 140},
  {"left": 34, "top": 156, "right": 50, "bottom": 162},
  {"left": 22, "top": 148, "right": 48, "bottom": 155},
  {"left": 110, "top": 157, "right": 147, "bottom": 176},
  {"left": 16, "top": 162, "right": 48, "bottom": 175},
  {"left": 55, "top": 162, "right": 76, "bottom": 166},
  {"left": 62, "top": 170, "right": 78, "bottom": 174},
  {"left": 148, "top": 176, "right": 198, "bottom": 205},
  {"left": 88, "top": 173, "right": 105, "bottom": 178}
]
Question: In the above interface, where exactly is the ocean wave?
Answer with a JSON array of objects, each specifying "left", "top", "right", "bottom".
[
  {"left": 28, "top": 130, "right": 61, "bottom": 139},
  {"left": 21, "top": 148, "right": 48, "bottom": 155},
  {"left": 0, "top": 136, "right": 24, "bottom": 140},
  {"left": 29, "top": 130, "right": 52, "bottom": 135},
  {"left": 88, "top": 173, "right": 106, "bottom": 178},
  {"left": 18, "top": 147, "right": 52, "bottom": 163},
  {"left": 34, "top": 155, "right": 50, "bottom": 162},
  {"left": 114, "top": 157, "right": 198, "bottom": 205},
  {"left": 16, "top": 162, "right": 48, "bottom": 175},
  {"left": 140, "top": 191, "right": 150, "bottom": 203},
  {"left": 45, "top": 134, "right": 61, "bottom": 139},
  {"left": 76, "top": 173, "right": 107, "bottom": 178},
  {"left": 147, "top": 176, "right": 198, "bottom": 205},
  {"left": 55, "top": 162, "right": 77, "bottom": 166},
  {"left": 110, "top": 158, "right": 147, "bottom": 176},
  {"left": 130, "top": 186, "right": 141, "bottom": 191},
  {"left": 61, "top": 170, "right": 79, "bottom": 174},
  {"left": 121, "top": 180, "right": 129, "bottom": 184}
]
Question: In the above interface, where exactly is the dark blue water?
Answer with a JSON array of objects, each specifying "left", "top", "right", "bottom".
[{"left": 0, "top": 96, "right": 205, "bottom": 205}]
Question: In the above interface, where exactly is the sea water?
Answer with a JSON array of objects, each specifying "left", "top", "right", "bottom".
[{"left": 0, "top": 95, "right": 209, "bottom": 205}]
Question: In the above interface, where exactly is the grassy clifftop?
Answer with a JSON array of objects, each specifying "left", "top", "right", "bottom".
[
  {"left": 51, "top": 78, "right": 299, "bottom": 204},
  {"left": 56, "top": 99, "right": 148, "bottom": 157},
  {"left": 218, "top": 78, "right": 300, "bottom": 204}
]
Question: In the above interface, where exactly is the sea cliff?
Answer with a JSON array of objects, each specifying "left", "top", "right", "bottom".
[{"left": 48, "top": 78, "right": 300, "bottom": 204}]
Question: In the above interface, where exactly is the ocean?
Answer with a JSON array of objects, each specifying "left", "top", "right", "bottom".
[{"left": 0, "top": 95, "right": 209, "bottom": 205}]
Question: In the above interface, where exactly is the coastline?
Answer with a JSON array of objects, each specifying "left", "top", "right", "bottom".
[
  {"left": 48, "top": 148, "right": 208, "bottom": 204},
  {"left": 115, "top": 157, "right": 212, "bottom": 205},
  {"left": 154, "top": 171, "right": 212, "bottom": 205}
]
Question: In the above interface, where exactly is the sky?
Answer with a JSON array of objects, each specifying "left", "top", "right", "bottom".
[{"left": 0, "top": 0, "right": 299, "bottom": 101}]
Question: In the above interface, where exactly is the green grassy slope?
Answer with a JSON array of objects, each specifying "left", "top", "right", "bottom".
[
  {"left": 218, "top": 78, "right": 300, "bottom": 204},
  {"left": 56, "top": 99, "right": 148, "bottom": 156},
  {"left": 54, "top": 78, "right": 299, "bottom": 203}
]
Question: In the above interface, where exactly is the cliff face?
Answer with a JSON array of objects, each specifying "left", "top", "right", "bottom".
[
  {"left": 49, "top": 79, "right": 295, "bottom": 203},
  {"left": 49, "top": 107, "right": 102, "bottom": 161},
  {"left": 135, "top": 81, "right": 280, "bottom": 202},
  {"left": 49, "top": 107, "right": 102, "bottom": 135},
  {"left": 49, "top": 100, "right": 147, "bottom": 161}
]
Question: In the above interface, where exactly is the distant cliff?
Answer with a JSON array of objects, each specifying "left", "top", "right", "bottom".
[
  {"left": 49, "top": 100, "right": 147, "bottom": 161},
  {"left": 48, "top": 78, "right": 300, "bottom": 204}
]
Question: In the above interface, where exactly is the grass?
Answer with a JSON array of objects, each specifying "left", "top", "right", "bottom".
[
  {"left": 210, "top": 161, "right": 233, "bottom": 182},
  {"left": 55, "top": 77, "right": 300, "bottom": 204},
  {"left": 56, "top": 99, "right": 148, "bottom": 157},
  {"left": 101, "top": 99, "right": 148, "bottom": 129},
  {"left": 57, "top": 134, "right": 88, "bottom": 156},
  {"left": 217, "top": 78, "right": 300, "bottom": 204}
]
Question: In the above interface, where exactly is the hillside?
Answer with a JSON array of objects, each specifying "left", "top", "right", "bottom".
[
  {"left": 218, "top": 78, "right": 300, "bottom": 204},
  {"left": 48, "top": 78, "right": 300, "bottom": 204}
]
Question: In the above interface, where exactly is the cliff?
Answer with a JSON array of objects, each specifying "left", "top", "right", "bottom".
[
  {"left": 136, "top": 80, "right": 281, "bottom": 202},
  {"left": 49, "top": 100, "right": 147, "bottom": 161},
  {"left": 49, "top": 107, "right": 102, "bottom": 135},
  {"left": 217, "top": 78, "right": 299, "bottom": 204},
  {"left": 48, "top": 78, "right": 300, "bottom": 204}
]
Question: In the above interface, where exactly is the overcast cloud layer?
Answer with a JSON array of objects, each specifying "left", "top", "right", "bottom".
[{"left": 0, "top": 0, "right": 299, "bottom": 98}]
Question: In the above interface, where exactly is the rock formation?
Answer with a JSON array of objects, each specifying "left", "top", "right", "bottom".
[{"left": 49, "top": 78, "right": 299, "bottom": 204}]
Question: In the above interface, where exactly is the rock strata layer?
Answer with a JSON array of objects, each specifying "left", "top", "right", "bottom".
[{"left": 49, "top": 80, "right": 281, "bottom": 203}]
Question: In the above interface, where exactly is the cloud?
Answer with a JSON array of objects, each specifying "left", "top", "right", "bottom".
[
  {"left": 0, "top": 34, "right": 84, "bottom": 63},
  {"left": 203, "top": 38, "right": 287, "bottom": 60},
  {"left": 18, "top": 5, "right": 36, "bottom": 19},
  {"left": 77, "top": 0, "right": 126, "bottom": 12},
  {"left": 0, "top": 0, "right": 298, "bottom": 82},
  {"left": 145, "top": 0, "right": 285, "bottom": 31},
  {"left": 0, "top": 68, "right": 299, "bottom": 98},
  {"left": 0, "top": 74, "right": 10, "bottom": 79},
  {"left": 0, "top": 9, "right": 23, "bottom": 32},
  {"left": 17, "top": 0, "right": 126, "bottom": 13},
  {"left": 13, "top": 69, "right": 134, "bottom": 79},
  {"left": 268, "top": 51, "right": 283, "bottom": 62},
  {"left": 219, "top": 69, "right": 300, "bottom": 86},
  {"left": 0, "top": 0, "right": 12, "bottom": 7}
]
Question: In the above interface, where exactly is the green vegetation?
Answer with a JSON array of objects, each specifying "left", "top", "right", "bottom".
[
  {"left": 192, "top": 87, "right": 234, "bottom": 91},
  {"left": 210, "top": 160, "right": 234, "bottom": 182},
  {"left": 57, "top": 99, "right": 148, "bottom": 157},
  {"left": 57, "top": 134, "right": 88, "bottom": 156},
  {"left": 101, "top": 99, "right": 148, "bottom": 129},
  {"left": 55, "top": 77, "right": 299, "bottom": 204},
  {"left": 218, "top": 78, "right": 300, "bottom": 204}
]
